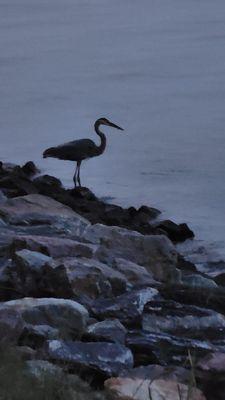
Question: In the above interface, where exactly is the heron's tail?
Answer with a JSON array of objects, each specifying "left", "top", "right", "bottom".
[{"left": 43, "top": 147, "right": 56, "bottom": 158}]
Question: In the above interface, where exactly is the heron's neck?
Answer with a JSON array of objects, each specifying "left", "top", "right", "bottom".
[{"left": 94, "top": 122, "right": 106, "bottom": 154}]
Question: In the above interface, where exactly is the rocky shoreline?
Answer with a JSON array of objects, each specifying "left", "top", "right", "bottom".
[{"left": 0, "top": 161, "right": 225, "bottom": 399}]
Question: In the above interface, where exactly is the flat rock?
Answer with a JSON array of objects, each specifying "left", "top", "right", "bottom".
[
  {"left": 143, "top": 300, "right": 225, "bottom": 340},
  {"left": 11, "top": 235, "right": 97, "bottom": 258},
  {"left": 105, "top": 377, "right": 205, "bottom": 400},
  {"left": 126, "top": 330, "right": 217, "bottom": 366},
  {"left": 0, "top": 194, "right": 89, "bottom": 237},
  {"left": 85, "top": 319, "right": 127, "bottom": 344},
  {"left": 91, "top": 288, "right": 159, "bottom": 326},
  {"left": 0, "top": 297, "right": 88, "bottom": 339},
  {"left": 46, "top": 340, "right": 133, "bottom": 378}
]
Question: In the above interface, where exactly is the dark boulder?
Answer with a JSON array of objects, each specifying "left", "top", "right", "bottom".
[
  {"left": 46, "top": 340, "right": 134, "bottom": 379},
  {"left": 155, "top": 220, "right": 194, "bottom": 242}
]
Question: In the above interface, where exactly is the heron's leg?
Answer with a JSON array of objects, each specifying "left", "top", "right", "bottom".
[
  {"left": 73, "top": 163, "right": 78, "bottom": 187},
  {"left": 77, "top": 161, "right": 82, "bottom": 187}
]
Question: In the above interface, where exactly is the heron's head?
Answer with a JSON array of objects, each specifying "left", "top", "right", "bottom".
[{"left": 96, "top": 117, "right": 124, "bottom": 131}]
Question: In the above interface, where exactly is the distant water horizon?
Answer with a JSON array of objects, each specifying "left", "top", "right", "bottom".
[{"left": 1, "top": 0, "right": 225, "bottom": 262}]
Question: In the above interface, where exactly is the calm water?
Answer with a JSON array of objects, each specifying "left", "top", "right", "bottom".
[{"left": 0, "top": 0, "right": 225, "bottom": 260}]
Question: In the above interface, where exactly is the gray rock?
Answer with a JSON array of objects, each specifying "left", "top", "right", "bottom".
[
  {"left": 86, "top": 319, "right": 127, "bottom": 344},
  {"left": 113, "top": 257, "right": 157, "bottom": 288},
  {"left": 46, "top": 340, "right": 134, "bottom": 377},
  {"left": 182, "top": 274, "right": 217, "bottom": 289},
  {"left": 105, "top": 377, "right": 205, "bottom": 400},
  {"left": 82, "top": 224, "right": 179, "bottom": 282},
  {"left": 0, "top": 194, "right": 89, "bottom": 236},
  {"left": 10, "top": 249, "right": 55, "bottom": 296},
  {"left": 91, "top": 288, "right": 159, "bottom": 325},
  {"left": 54, "top": 257, "right": 128, "bottom": 297},
  {"left": 0, "top": 297, "right": 88, "bottom": 339},
  {"left": 14, "top": 249, "right": 53, "bottom": 271},
  {"left": 9, "top": 251, "right": 127, "bottom": 299}
]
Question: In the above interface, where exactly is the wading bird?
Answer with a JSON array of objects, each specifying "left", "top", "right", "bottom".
[{"left": 43, "top": 118, "right": 124, "bottom": 187}]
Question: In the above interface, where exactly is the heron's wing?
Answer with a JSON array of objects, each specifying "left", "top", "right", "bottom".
[{"left": 44, "top": 139, "right": 97, "bottom": 161}]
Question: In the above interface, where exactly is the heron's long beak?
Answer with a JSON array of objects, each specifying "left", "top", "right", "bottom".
[{"left": 109, "top": 121, "right": 124, "bottom": 131}]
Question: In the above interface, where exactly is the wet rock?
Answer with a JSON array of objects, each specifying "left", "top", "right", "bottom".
[
  {"left": 0, "top": 308, "right": 25, "bottom": 344},
  {"left": 91, "top": 288, "right": 159, "bottom": 326},
  {"left": 83, "top": 224, "right": 179, "bottom": 282},
  {"left": 143, "top": 300, "right": 225, "bottom": 340},
  {"left": 69, "top": 187, "right": 98, "bottom": 201},
  {"left": 46, "top": 340, "right": 133, "bottom": 378},
  {"left": 0, "top": 297, "right": 88, "bottom": 339},
  {"left": 11, "top": 235, "right": 97, "bottom": 258},
  {"left": 0, "top": 161, "right": 193, "bottom": 243},
  {"left": 112, "top": 258, "right": 157, "bottom": 288},
  {"left": 126, "top": 330, "right": 217, "bottom": 366},
  {"left": 85, "top": 319, "right": 127, "bottom": 344},
  {"left": 155, "top": 220, "right": 194, "bottom": 242},
  {"left": 137, "top": 205, "right": 161, "bottom": 219},
  {"left": 105, "top": 377, "right": 205, "bottom": 400},
  {"left": 0, "top": 175, "right": 37, "bottom": 197},
  {"left": 33, "top": 174, "right": 62, "bottom": 191},
  {"left": 21, "top": 161, "right": 39, "bottom": 177}
]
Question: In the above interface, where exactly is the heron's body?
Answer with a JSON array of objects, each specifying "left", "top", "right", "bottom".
[
  {"left": 43, "top": 118, "right": 123, "bottom": 187},
  {"left": 44, "top": 138, "right": 103, "bottom": 161}
]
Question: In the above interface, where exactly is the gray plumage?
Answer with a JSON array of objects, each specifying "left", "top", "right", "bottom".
[{"left": 43, "top": 117, "right": 123, "bottom": 187}]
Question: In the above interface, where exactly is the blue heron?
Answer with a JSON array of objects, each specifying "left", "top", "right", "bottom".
[{"left": 43, "top": 117, "right": 124, "bottom": 187}]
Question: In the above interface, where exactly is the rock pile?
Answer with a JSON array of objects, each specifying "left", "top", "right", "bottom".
[{"left": 0, "top": 161, "right": 224, "bottom": 399}]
